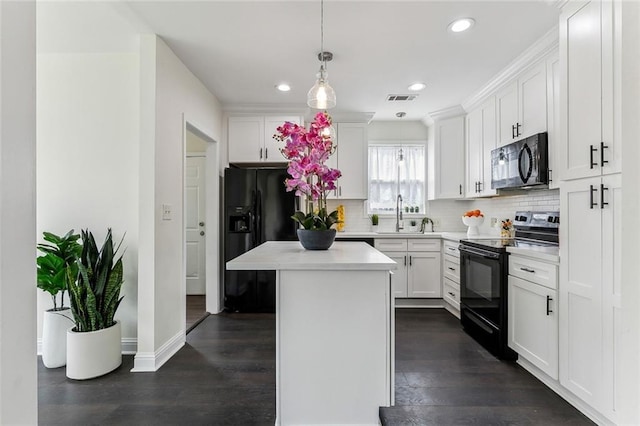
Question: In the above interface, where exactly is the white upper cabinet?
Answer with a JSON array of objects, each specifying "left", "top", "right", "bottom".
[
  {"left": 497, "top": 61, "right": 548, "bottom": 146},
  {"left": 558, "top": 0, "right": 619, "bottom": 181},
  {"left": 428, "top": 115, "right": 465, "bottom": 200},
  {"left": 327, "top": 123, "right": 368, "bottom": 200},
  {"left": 228, "top": 115, "right": 302, "bottom": 163},
  {"left": 465, "top": 97, "right": 497, "bottom": 197}
]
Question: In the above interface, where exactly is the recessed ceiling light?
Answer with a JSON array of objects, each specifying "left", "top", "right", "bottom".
[
  {"left": 408, "top": 83, "right": 426, "bottom": 91},
  {"left": 276, "top": 83, "right": 291, "bottom": 92},
  {"left": 449, "top": 18, "right": 475, "bottom": 33}
]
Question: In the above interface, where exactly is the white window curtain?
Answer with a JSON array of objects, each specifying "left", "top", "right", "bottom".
[{"left": 369, "top": 145, "right": 425, "bottom": 213}]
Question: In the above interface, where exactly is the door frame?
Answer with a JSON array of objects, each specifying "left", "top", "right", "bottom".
[{"left": 182, "top": 115, "right": 220, "bottom": 323}]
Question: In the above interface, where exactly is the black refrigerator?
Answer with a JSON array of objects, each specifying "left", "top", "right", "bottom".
[{"left": 224, "top": 167, "right": 297, "bottom": 312}]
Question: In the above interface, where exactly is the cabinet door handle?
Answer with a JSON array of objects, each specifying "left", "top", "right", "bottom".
[
  {"left": 409, "top": 256, "right": 412, "bottom": 266},
  {"left": 448, "top": 267, "right": 456, "bottom": 271},
  {"left": 590, "top": 145, "right": 598, "bottom": 169},
  {"left": 600, "top": 141, "right": 609, "bottom": 167},
  {"left": 339, "top": 186, "right": 342, "bottom": 197},
  {"left": 265, "top": 147, "right": 268, "bottom": 159},
  {"left": 478, "top": 181, "right": 483, "bottom": 193},
  {"left": 459, "top": 184, "right": 462, "bottom": 195},
  {"left": 259, "top": 148, "right": 263, "bottom": 159},
  {"left": 520, "top": 267, "right": 535, "bottom": 273},
  {"left": 404, "top": 256, "right": 406, "bottom": 266},
  {"left": 600, "top": 184, "right": 609, "bottom": 209},
  {"left": 516, "top": 122, "right": 521, "bottom": 137},
  {"left": 546, "top": 295, "right": 553, "bottom": 315},
  {"left": 512, "top": 124, "right": 516, "bottom": 139},
  {"left": 548, "top": 169, "right": 552, "bottom": 183},
  {"left": 448, "top": 292, "right": 456, "bottom": 297},
  {"left": 447, "top": 247, "right": 456, "bottom": 252},
  {"left": 589, "top": 185, "right": 598, "bottom": 209}
]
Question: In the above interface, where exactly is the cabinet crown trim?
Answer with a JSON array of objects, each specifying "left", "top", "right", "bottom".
[
  {"left": 427, "top": 104, "right": 466, "bottom": 122},
  {"left": 462, "top": 25, "right": 559, "bottom": 112}
]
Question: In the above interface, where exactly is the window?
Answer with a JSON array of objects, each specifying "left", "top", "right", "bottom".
[{"left": 368, "top": 144, "right": 426, "bottom": 214}]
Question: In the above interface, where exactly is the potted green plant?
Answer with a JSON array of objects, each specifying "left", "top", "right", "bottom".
[
  {"left": 37, "top": 230, "right": 82, "bottom": 368},
  {"left": 370, "top": 214, "right": 379, "bottom": 232},
  {"left": 66, "top": 229, "right": 125, "bottom": 380}
]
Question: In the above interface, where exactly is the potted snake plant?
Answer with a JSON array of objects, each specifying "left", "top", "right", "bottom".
[
  {"left": 37, "top": 230, "right": 81, "bottom": 368},
  {"left": 66, "top": 228, "right": 125, "bottom": 380}
]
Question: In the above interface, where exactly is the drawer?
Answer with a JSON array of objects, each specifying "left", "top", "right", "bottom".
[
  {"left": 443, "top": 256, "right": 460, "bottom": 282},
  {"left": 443, "top": 278, "right": 460, "bottom": 309},
  {"left": 375, "top": 239, "right": 407, "bottom": 252},
  {"left": 407, "top": 239, "right": 440, "bottom": 252},
  {"left": 442, "top": 240, "right": 460, "bottom": 257},
  {"left": 509, "top": 255, "right": 558, "bottom": 290}
]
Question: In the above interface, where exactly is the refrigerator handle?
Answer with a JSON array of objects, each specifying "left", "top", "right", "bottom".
[
  {"left": 256, "top": 190, "right": 263, "bottom": 245},
  {"left": 251, "top": 189, "right": 258, "bottom": 247}
]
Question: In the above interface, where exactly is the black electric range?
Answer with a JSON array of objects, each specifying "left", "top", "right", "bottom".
[{"left": 458, "top": 211, "right": 559, "bottom": 359}]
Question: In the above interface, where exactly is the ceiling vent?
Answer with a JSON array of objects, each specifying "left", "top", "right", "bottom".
[{"left": 386, "top": 94, "right": 418, "bottom": 102}]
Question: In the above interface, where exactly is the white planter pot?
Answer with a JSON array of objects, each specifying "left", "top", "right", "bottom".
[
  {"left": 66, "top": 321, "right": 122, "bottom": 380},
  {"left": 42, "top": 308, "right": 74, "bottom": 368}
]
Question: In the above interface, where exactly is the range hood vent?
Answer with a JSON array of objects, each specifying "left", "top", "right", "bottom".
[{"left": 386, "top": 94, "right": 418, "bottom": 102}]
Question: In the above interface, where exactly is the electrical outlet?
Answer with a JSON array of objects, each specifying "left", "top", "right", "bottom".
[
  {"left": 433, "top": 218, "right": 441, "bottom": 227},
  {"left": 490, "top": 217, "right": 498, "bottom": 227}
]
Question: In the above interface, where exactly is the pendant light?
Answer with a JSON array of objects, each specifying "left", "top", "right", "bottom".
[{"left": 307, "top": 0, "right": 336, "bottom": 110}]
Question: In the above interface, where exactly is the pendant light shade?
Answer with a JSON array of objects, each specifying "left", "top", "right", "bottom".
[
  {"left": 307, "top": 0, "right": 336, "bottom": 110},
  {"left": 307, "top": 66, "right": 336, "bottom": 110}
]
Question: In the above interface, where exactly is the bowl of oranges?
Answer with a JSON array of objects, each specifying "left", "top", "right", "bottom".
[{"left": 462, "top": 210, "right": 484, "bottom": 236}]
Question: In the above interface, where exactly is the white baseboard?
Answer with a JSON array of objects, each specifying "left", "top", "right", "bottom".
[
  {"left": 131, "top": 330, "right": 185, "bottom": 372},
  {"left": 517, "top": 357, "right": 614, "bottom": 426},
  {"left": 37, "top": 337, "right": 138, "bottom": 356}
]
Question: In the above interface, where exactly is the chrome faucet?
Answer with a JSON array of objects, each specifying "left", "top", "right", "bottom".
[{"left": 396, "top": 194, "right": 404, "bottom": 232}]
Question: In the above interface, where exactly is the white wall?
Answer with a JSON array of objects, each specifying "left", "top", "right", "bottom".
[
  {"left": 0, "top": 1, "right": 38, "bottom": 423},
  {"left": 368, "top": 121, "right": 428, "bottom": 140},
  {"left": 36, "top": 53, "right": 140, "bottom": 344},
  {"left": 136, "top": 34, "right": 222, "bottom": 371}
]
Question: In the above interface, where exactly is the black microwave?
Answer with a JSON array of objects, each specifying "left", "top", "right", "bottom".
[{"left": 491, "top": 133, "right": 548, "bottom": 190}]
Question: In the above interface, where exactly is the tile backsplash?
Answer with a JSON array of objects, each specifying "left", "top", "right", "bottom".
[{"left": 327, "top": 188, "right": 559, "bottom": 235}]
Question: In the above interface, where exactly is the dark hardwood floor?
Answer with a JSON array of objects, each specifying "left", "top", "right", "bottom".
[
  {"left": 186, "top": 295, "right": 209, "bottom": 333},
  {"left": 38, "top": 309, "right": 592, "bottom": 425},
  {"left": 380, "top": 309, "right": 593, "bottom": 425}
]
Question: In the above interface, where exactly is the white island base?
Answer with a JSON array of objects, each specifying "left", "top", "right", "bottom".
[{"left": 226, "top": 242, "right": 396, "bottom": 426}]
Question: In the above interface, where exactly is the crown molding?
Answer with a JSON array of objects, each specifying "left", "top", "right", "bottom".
[
  {"left": 553, "top": 0, "right": 569, "bottom": 10},
  {"left": 427, "top": 104, "right": 466, "bottom": 122},
  {"left": 461, "top": 25, "right": 559, "bottom": 112}
]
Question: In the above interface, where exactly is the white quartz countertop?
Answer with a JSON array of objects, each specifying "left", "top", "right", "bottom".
[
  {"left": 226, "top": 241, "right": 397, "bottom": 271},
  {"left": 334, "top": 231, "right": 493, "bottom": 242},
  {"left": 507, "top": 245, "right": 560, "bottom": 263}
]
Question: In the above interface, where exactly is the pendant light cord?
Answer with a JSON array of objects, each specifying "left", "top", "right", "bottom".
[{"left": 320, "top": 0, "right": 326, "bottom": 72}]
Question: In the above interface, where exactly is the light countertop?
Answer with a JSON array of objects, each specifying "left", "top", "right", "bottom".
[
  {"left": 334, "top": 231, "right": 495, "bottom": 242},
  {"left": 226, "top": 241, "right": 397, "bottom": 271}
]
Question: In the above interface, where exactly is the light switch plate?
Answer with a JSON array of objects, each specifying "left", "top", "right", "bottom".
[{"left": 162, "top": 204, "right": 172, "bottom": 220}]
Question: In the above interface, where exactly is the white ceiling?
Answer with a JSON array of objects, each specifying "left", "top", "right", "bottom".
[{"left": 37, "top": 1, "right": 560, "bottom": 122}]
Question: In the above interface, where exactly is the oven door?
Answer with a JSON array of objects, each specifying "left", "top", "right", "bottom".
[{"left": 459, "top": 245, "right": 503, "bottom": 327}]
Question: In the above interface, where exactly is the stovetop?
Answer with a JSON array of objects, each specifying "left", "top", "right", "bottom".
[
  {"left": 460, "top": 238, "right": 558, "bottom": 253},
  {"left": 460, "top": 210, "right": 560, "bottom": 253}
]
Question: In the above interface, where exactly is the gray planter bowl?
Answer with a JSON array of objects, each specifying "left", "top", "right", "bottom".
[{"left": 297, "top": 229, "right": 337, "bottom": 250}]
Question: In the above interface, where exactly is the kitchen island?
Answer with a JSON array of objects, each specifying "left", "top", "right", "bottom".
[{"left": 226, "top": 241, "right": 397, "bottom": 426}]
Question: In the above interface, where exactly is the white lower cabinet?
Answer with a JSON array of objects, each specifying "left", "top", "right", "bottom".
[
  {"left": 508, "top": 254, "right": 559, "bottom": 380},
  {"left": 375, "top": 239, "right": 441, "bottom": 298},
  {"left": 508, "top": 274, "right": 558, "bottom": 379},
  {"left": 442, "top": 240, "right": 460, "bottom": 314}
]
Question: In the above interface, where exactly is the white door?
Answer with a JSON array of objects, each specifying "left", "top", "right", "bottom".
[
  {"left": 479, "top": 96, "right": 497, "bottom": 197},
  {"left": 465, "top": 108, "right": 482, "bottom": 196},
  {"left": 518, "top": 62, "right": 548, "bottom": 139},
  {"left": 559, "top": 176, "right": 602, "bottom": 406},
  {"left": 386, "top": 253, "right": 407, "bottom": 298},
  {"left": 508, "top": 276, "right": 558, "bottom": 379},
  {"left": 408, "top": 252, "right": 442, "bottom": 298},
  {"left": 186, "top": 156, "right": 206, "bottom": 295},
  {"left": 496, "top": 82, "right": 518, "bottom": 146},
  {"left": 335, "top": 123, "right": 367, "bottom": 199}
]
